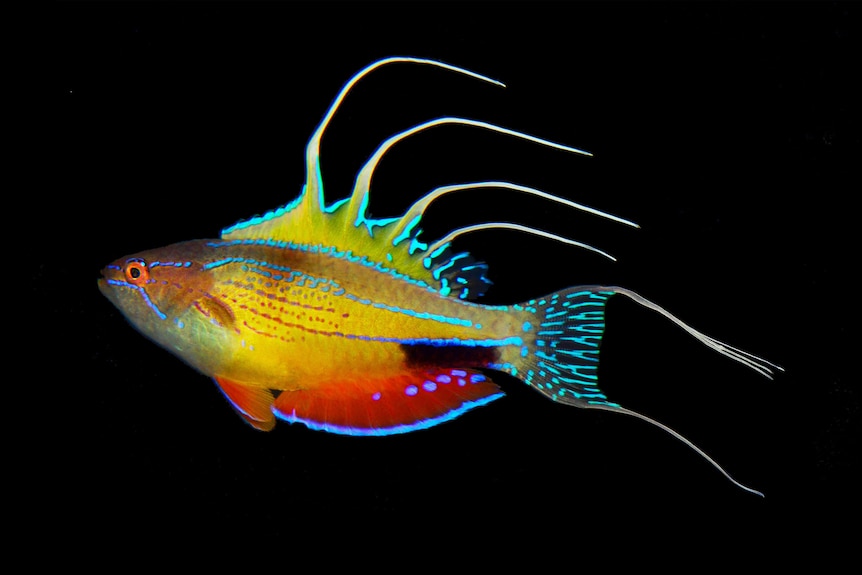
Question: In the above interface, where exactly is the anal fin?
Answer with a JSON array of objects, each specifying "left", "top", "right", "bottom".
[{"left": 272, "top": 368, "right": 504, "bottom": 436}]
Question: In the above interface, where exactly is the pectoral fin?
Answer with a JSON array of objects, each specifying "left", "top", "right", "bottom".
[
  {"left": 272, "top": 368, "right": 504, "bottom": 435},
  {"left": 193, "top": 296, "right": 236, "bottom": 330}
]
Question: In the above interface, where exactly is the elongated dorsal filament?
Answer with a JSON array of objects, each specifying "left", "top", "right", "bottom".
[
  {"left": 347, "top": 117, "right": 594, "bottom": 230},
  {"left": 396, "top": 181, "right": 639, "bottom": 232},
  {"left": 304, "top": 57, "right": 506, "bottom": 213},
  {"left": 386, "top": 181, "right": 640, "bottom": 256},
  {"left": 300, "top": 56, "right": 626, "bottom": 264},
  {"left": 427, "top": 223, "right": 619, "bottom": 262}
]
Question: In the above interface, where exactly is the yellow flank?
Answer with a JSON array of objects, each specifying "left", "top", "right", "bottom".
[{"left": 202, "top": 243, "right": 522, "bottom": 391}]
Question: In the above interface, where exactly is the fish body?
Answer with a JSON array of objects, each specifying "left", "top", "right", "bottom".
[
  {"left": 98, "top": 231, "right": 615, "bottom": 436},
  {"left": 99, "top": 235, "right": 535, "bottom": 433},
  {"left": 100, "top": 57, "right": 781, "bottom": 493}
]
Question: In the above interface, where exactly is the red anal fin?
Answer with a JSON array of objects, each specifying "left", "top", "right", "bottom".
[
  {"left": 214, "top": 376, "right": 276, "bottom": 431},
  {"left": 272, "top": 368, "right": 504, "bottom": 436}
]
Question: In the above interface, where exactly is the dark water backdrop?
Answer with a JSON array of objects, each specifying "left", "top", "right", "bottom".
[{"left": 48, "top": 0, "right": 857, "bottom": 556}]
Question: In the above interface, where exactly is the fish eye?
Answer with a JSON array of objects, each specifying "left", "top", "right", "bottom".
[{"left": 124, "top": 259, "right": 150, "bottom": 285}]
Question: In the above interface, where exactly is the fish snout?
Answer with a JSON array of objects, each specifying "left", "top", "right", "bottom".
[
  {"left": 99, "top": 263, "right": 121, "bottom": 280},
  {"left": 97, "top": 263, "right": 124, "bottom": 296}
]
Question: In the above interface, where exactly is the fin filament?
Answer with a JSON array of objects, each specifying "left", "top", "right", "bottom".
[
  {"left": 589, "top": 403, "right": 766, "bottom": 497},
  {"left": 427, "top": 222, "right": 618, "bottom": 262},
  {"left": 509, "top": 285, "right": 781, "bottom": 496},
  {"left": 389, "top": 181, "right": 639, "bottom": 243},
  {"left": 611, "top": 287, "right": 783, "bottom": 379},
  {"left": 303, "top": 57, "right": 506, "bottom": 214},
  {"left": 345, "top": 117, "right": 594, "bottom": 232}
]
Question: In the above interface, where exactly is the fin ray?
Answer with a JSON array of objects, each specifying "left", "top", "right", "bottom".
[{"left": 214, "top": 377, "right": 276, "bottom": 431}]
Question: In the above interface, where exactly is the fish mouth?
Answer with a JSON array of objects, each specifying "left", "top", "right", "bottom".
[
  {"left": 98, "top": 269, "right": 128, "bottom": 312},
  {"left": 98, "top": 266, "right": 120, "bottom": 297},
  {"left": 97, "top": 273, "right": 111, "bottom": 297}
]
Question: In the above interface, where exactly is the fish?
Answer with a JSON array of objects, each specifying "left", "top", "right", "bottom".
[{"left": 99, "top": 56, "right": 782, "bottom": 495}]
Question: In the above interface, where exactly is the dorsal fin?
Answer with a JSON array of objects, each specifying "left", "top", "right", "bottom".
[
  {"left": 221, "top": 58, "right": 507, "bottom": 297},
  {"left": 221, "top": 57, "right": 628, "bottom": 299}
]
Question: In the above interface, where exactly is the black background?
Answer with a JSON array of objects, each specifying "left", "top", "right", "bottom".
[{"left": 50, "top": 0, "right": 857, "bottom": 554}]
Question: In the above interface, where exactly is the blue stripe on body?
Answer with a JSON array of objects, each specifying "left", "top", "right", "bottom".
[
  {"left": 104, "top": 278, "right": 167, "bottom": 320},
  {"left": 205, "top": 238, "right": 505, "bottom": 310},
  {"left": 205, "top": 243, "right": 511, "bottom": 332}
]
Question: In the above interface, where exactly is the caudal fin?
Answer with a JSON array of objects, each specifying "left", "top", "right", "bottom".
[
  {"left": 512, "top": 287, "right": 620, "bottom": 408},
  {"left": 508, "top": 285, "right": 781, "bottom": 496}
]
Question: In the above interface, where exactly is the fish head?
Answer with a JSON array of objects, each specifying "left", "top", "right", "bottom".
[{"left": 98, "top": 239, "right": 234, "bottom": 374}]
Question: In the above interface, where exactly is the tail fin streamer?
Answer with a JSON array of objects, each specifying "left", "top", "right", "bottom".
[{"left": 509, "top": 285, "right": 781, "bottom": 496}]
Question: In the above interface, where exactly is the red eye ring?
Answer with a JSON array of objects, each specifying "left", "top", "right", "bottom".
[{"left": 124, "top": 259, "right": 150, "bottom": 285}]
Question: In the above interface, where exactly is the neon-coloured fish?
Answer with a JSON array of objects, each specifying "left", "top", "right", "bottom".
[{"left": 99, "top": 57, "right": 781, "bottom": 495}]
